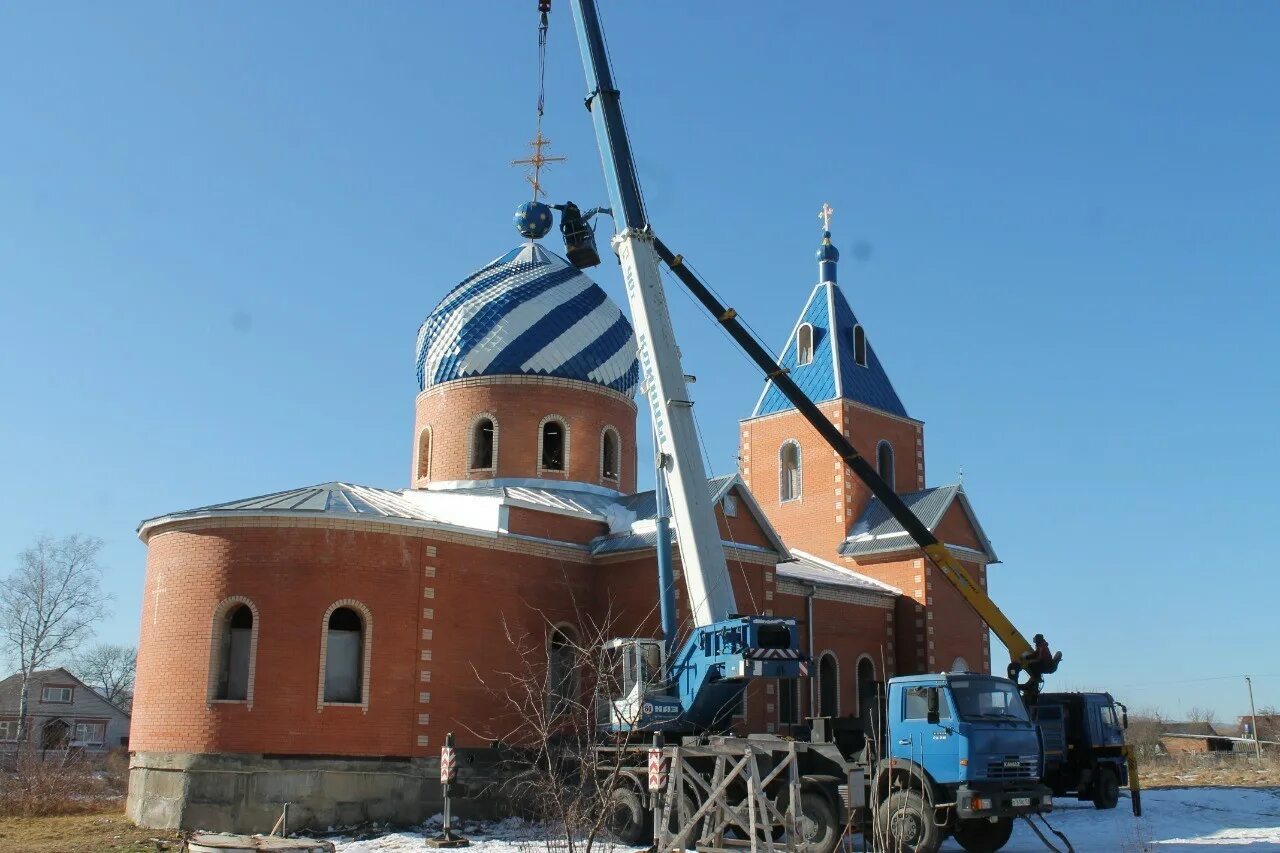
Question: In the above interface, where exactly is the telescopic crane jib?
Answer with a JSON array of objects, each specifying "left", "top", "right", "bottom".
[{"left": 557, "top": 0, "right": 1059, "bottom": 702}]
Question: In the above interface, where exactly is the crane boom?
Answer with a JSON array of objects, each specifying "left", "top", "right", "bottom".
[
  {"left": 568, "top": 0, "right": 735, "bottom": 627},
  {"left": 649, "top": 238, "right": 1048, "bottom": 692}
]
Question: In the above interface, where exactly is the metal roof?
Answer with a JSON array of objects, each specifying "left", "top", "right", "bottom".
[
  {"left": 776, "top": 549, "right": 899, "bottom": 596},
  {"left": 619, "top": 473, "right": 737, "bottom": 520},
  {"left": 148, "top": 482, "right": 446, "bottom": 524},
  {"left": 838, "top": 484, "right": 998, "bottom": 562}
]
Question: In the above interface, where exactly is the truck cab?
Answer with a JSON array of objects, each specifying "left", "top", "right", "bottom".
[
  {"left": 879, "top": 673, "right": 1052, "bottom": 851},
  {"left": 1033, "top": 691, "right": 1130, "bottom": 810}
]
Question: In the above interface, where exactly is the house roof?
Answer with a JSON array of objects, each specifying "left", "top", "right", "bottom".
[
  {"left": 838, "top": 484, "right": 998, "bottom": 562},
  {"left": 0, "top": 667, "right": 130, "bottom": 718},
  {"left": 1163, "top": 721, "right": 1227, "bottom": 737},
  {"left": 751, "top": 281, "right": 908, "bottom": 419},
  {"left": 776, "top": 549, "right": 900, "bottom": 597}
]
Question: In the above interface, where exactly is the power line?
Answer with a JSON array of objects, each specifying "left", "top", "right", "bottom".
[{"left": 1109, "top": 672, "right": 1280, "bottom": 690}]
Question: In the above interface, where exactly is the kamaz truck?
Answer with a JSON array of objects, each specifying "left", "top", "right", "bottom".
[{"left": 1034, "top": 691, "right": 1134, "bottom": 811}]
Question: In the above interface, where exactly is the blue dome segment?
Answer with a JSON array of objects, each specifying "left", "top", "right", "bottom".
[
  {"left": 514, "top": 201, "right": 554, "bottom": 239},
  {"left": 816, "top": 231, "right": 840, "bottom": 263},
  {"left": 416, "top": 244, "right": 640, "bottom": 398},
  {"left": 817, "top": 231, "right": 839, "bottom": 283}
]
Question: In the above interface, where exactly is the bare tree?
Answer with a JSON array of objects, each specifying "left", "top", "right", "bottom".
[
  {"left": 0, "top": 535, "right": 111, "bottom": 746},
  {"left": 71, "top": 644, "right": 136, "bottom": 709},
  {"left": 467, "top": 596, "right": 664, "bottom": 853},
  {"left": 1186, "top": 706, "right": 1218, "bottom": 726}
]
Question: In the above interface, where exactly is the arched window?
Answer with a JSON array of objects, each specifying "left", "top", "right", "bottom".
[
  {"left": 320, "top": 603, "right": 371, "bottom": 706},
  {"left": 600, "top": 426, "right": 620, "bottom": 481},
  {"left": 779, "top": 441, "right": 802, "bottom": 502},
  {"left": 471, "top": 415, "right": 496, "bottom": 470},
  {"left": 818, "top": 651, "right": 839, "bottom": 717},
  {"left": 416, "top": 427, "right": 432, "bottom": 481},
  {"left": 547, "top": 625, "right": 580, "bottom": 717},
  {"left": 796, "top": 323, "right": 814, "bottom": 366},
  {"left": 209, "top": 598, "right": 257, "bottom": 704},
  {"left": 778, "top": 678, "right": 799, "bottom": 726},
  {"left": 856, "top": 656, "right": 877, "bottom": 723},
  {"left": 876, "top": 440, "right": 895, "bottom": 490},
  {"left": 853, "top": 324, "right": 867, "bottom": 367},
  {"left": 540, "top": 416, "right": 568, "bottom": 472}
]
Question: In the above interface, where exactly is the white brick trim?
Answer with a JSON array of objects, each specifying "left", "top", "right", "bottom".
[
  {"left": 317, "top": 599, "right": 374, "bottom": 713},
  {"left": 415, "top": 426, "right": 433, "bottom": 482},
  {"left": 468, "top": 412, "right": 499, "bottom": 473},
  {"left": 779, "top": 439, "right": 802, "bottom": 503},
  {"left": 599, "top": 424, "right": 621, "bottom": 484},
  {"left": 537, "top": 414, "right": 570, "bottom": 474},
  {"left": 206, "top": 596, "right": 259, "bottom": 709}
]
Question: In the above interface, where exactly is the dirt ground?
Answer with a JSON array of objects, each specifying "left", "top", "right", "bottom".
[
  {"left": 1139, "top": 753, "right": 1280, "bottom": 789},
  {"left": 0, "top": 808, "right": 182, "bottom": 853}
]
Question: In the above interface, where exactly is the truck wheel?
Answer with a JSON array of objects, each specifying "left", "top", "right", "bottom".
[
  {"left": 606, "top": 786, "right": 648, "bottom": 844},
  {"left": 953, "top": 816, "right": 1014, "bottom": 852},
  {"left": 1092, "top": 767, "right": 1120, "bottom": 810},
  {"left": 666, "top": 790, "right": 704, "bottom": 849},
  {"left": 875, "top": 791, "right": 942, "bottom": 853},
  {"left": 794, "top": 792, "right": 839, "bottom": 853}
]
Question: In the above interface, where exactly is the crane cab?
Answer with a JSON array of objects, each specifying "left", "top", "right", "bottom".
[{"left": 597, "top": 637, "right": 682, "bottom": 732}]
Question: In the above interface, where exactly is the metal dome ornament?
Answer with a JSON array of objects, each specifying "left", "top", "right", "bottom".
[{"left": 514, "top": 200, "right": 554, "bottom": 239}]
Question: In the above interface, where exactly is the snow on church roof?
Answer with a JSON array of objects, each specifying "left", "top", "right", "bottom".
[{"left": 415, "top": 243, "right": 640, "bottom": 398}]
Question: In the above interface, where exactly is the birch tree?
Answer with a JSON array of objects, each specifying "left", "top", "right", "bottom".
[{"left": 0, "top": 535, "right": 111, "bottom": 746}]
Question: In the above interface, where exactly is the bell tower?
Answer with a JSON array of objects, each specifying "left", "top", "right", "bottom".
[{"left": 739, "top": 206, "right": 925, "bottom": 565}]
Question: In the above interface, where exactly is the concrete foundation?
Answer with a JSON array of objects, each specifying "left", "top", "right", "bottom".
[{"left": 127, "top": 750, "right": 511, "bottom": 834}]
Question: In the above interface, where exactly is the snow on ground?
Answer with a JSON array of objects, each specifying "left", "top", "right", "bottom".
[
  {"left": 944, "top": 788, "right": 1280, "bottom": 851},
  {"left": 328, "top": 788, "right": 1280, "bottom": 852}
]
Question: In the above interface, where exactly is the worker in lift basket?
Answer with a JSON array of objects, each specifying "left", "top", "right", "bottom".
[{"left": 1033, "top": 634, "right": 1062, "bottom": 675}]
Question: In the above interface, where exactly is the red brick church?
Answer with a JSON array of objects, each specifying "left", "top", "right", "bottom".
[{"left": 127, "top": 216, "right": 999, "bottom": 832}]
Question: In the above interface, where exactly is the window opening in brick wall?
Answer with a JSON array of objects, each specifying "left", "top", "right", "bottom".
[
  {"left": 0, "top": 720, "right": 18, "bottom": 741},
  {"left": 471, "top": 417, "right": 495, "bottom": 470},
  {"left": 601, "top": 427, "right": 620, "bottom": 481},
  {"left": 546, "top": 625, "right": 579, "bottom": 718},
  {"left": 540, "top": 417, "right": 568, "bottom": 472},
  {"left": 216, "top": 605, "right": 254, "bottom": 701},
  {"left": 779, "top": 441, "right": 802, "bottom": 502},
  {"left": 818, "top": 652, "right": 839, "bottom": 717},
  {"left": 796, "top": 323, "right": 814, "bottom": 366},
  {"left": 324, "top": 607, "right": 365, "bottom": 703},
  {"left": 417, "top": 427, "right": 432, "bottom": 480},
  {"left": 856, "top": 656, "right": 877, "bottom": 723},
  {"left": 853, "top": 324, "right": 867, "bottom": 367},
  {"left": 876, "top": 440, "right": 895, "bottom": 491},
  {"left": 778, "top": 678, "right": 798, "bottom": 725}
]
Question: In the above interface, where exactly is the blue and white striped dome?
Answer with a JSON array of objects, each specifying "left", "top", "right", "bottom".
[{"left": 416, "top": 243, "right": 640, "bottom": 398}]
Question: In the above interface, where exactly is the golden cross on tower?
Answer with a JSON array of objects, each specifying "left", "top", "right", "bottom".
[
  {"left": 819, "top": 202, "right": 835, "bottom": 232},
  {"left": 511, "top": 130, "right": 566, "bottom": 200}
]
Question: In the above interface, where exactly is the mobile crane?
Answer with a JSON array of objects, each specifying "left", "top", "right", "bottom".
[{"left": 543, "top": 2, "right": 1083, "bottom": 851}]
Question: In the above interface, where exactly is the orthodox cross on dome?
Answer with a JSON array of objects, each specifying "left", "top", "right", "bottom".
[
  {"left": 819, "top": 202, "right": 835, "bottom": 232},
  {"left": 512, "top": 131, "right": 566, "bottom": 200}
]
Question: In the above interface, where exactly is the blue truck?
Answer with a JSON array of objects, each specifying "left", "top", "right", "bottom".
[
  {"left": 1034, "top": 691, "right": 1134, "bottom": 810},
  {"left": 599, "top": 633, "right": 1051, "bottom": 852}
]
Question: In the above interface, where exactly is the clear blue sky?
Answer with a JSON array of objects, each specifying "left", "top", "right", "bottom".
[{"left": 1, "top": 2, "right": 1276, "bottom": 721}]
